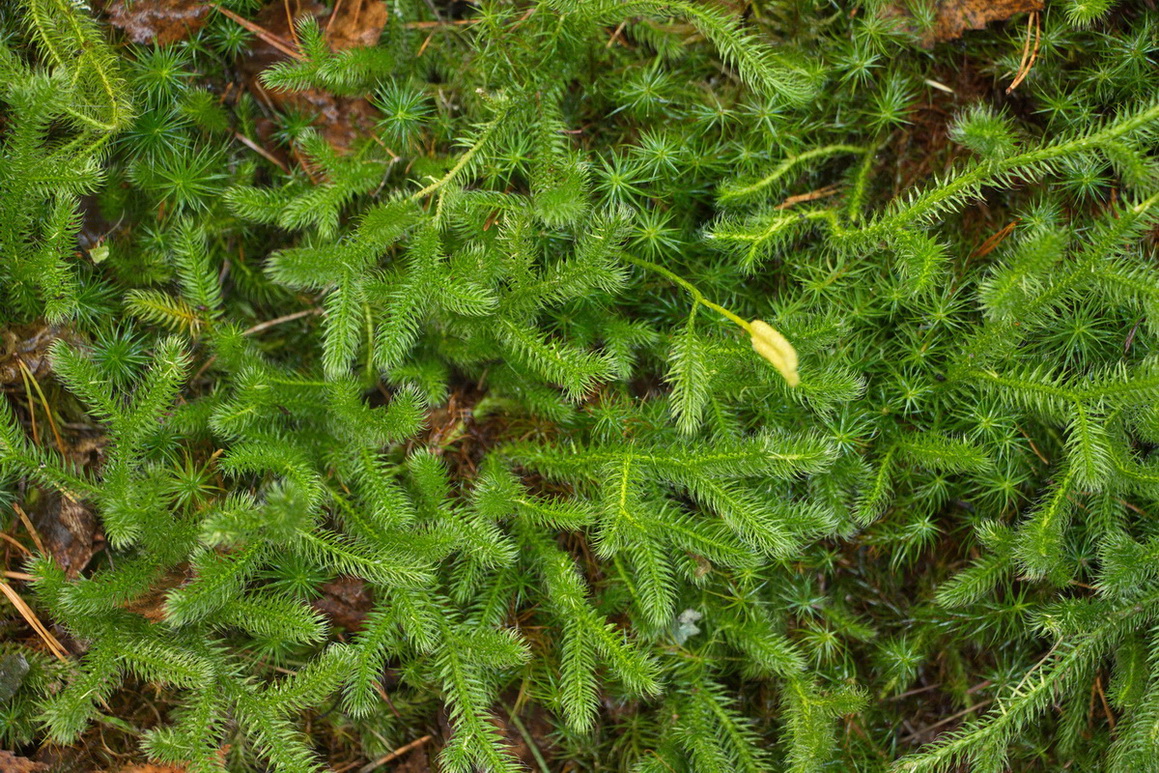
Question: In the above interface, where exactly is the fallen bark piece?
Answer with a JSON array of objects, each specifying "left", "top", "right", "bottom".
[{"left": 0, "top": 653, "right": 30, "bottom": 704}]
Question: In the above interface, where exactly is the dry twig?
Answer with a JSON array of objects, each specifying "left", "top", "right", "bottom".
[{"left": 358, "top": 734, "right": 432, "bottom": 772}]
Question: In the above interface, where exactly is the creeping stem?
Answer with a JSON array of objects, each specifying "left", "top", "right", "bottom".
[
  {"left": 622, "top": 255, "right": 753, "bottom": 334},
  {"left": 720, "top": 144, "right": 867, "bottom": 203},
  {"left": 864, "top": 101, "right": 1159, "bottom": 239},
  {"left": 409, "top": 107, "right": 508, "bottom": 203}
]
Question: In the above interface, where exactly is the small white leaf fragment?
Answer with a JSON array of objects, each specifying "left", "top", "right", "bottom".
[
  {"left": 749, "top": 319, "right": 800, "bottom": 387},
  {"left": 673, "top": 608, "right": 703, "bottom": 645}
]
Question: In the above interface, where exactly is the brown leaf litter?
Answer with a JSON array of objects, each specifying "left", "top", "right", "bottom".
[
  {"left": 122, "top": 564, "right": 193, "bottom": 623},
  {"left": 0, "top": 750, "right": 48, "bottom": 773},
  {"left": 0, "top": 323, "right": 79, "bottom": 386},
  {"left": 105, "top": 0, "right": 212, "bottom": 45},
  {"left": 2, "top": 322, "right": 107, "bottom": 580},
  {"left": 236, "top": 0, "right": 387, "bottom": 151},
  {"left": 883, "top": 0, "right": 1043, "bottom": 47},
  {"left": 325, "top": 0, "right": 390, "bottom": 50},
  {"left": 22, "top": 491, "right": 103, "bottom": 581},
  {"left": 310, "top": 575, "right": 373, "bottom": 632}
]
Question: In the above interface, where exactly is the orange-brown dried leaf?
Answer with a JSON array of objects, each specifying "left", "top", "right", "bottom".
[
  {"left": 884, "top": 0, "right": 1042, "bottom": 46},
  {"left": 112, "top": 765, "right": 187, "bottom": 773},
  {"left": 240, "top": 0, "right": 327, "bottom": 76},
  {"left": 293, "top": 91, "right": 380, "bottom": 151},
  {"left": 66, "top": 432, "right": 110, "bottom": 474},
  {"left": 0, "top": 750, "right": 48, "bottom": 773},
  {"left": 326, "top": 0, "right": 389, "bottom": 50},
  {"left": 106, "top": 0, "right": 211, "bottom": 45}
]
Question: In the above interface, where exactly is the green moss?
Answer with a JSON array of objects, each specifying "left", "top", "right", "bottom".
[{"left": 2, "top": 0, "right": 1159, "bottom": 770}]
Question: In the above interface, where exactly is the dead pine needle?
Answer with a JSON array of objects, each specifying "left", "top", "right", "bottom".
[
  {"left": 12, "top": 503, "right": 46, "bottom": 557},
  {"left": 0, "top": 580, "right": 69, "bottom": 661},
  {"left": 1007, "top": 11, "right": 1041, "bottom": 94},
  {"left": 775, "top": 184, "right": 842, "bottom": 210},
  {"left": 234, "top": 132, "right": 290, "bottom": 173},
  {"left": 16, "top": 361, "right": 39, "bottom": 446},
  {"left": 17, "top": 358, "right": 65, "bottom": 453},
  {"left": 211, "top": 4, "right": 303, "bottom": 59},
  {"left": 971, "top": 220, "right": 1019, "bottom": 259},
  {"left": 358, "top": 734, "right": 432, "bottom": 772},
  {"left": 0, "top": 531, "right": 32, "bottom": 555},
  {"left": 242, "top": 307, "right": 324, "bottom": 336}
]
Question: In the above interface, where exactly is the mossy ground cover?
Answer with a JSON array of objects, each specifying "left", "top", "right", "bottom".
[{"left": 2, "top": 0, "right": 1159, "bottom": 771}]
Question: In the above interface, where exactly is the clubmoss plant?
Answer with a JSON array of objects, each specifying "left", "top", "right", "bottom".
[{"left": 2, "top": 0, "right": 1159, "bottom": 771}]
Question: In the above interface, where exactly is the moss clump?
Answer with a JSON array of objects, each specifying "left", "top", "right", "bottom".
[{"left": 2, "top": 0, "right": 1159, "bottom": 770}]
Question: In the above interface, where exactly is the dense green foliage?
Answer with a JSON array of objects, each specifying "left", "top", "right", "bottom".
[{"left": 2, "top": 0, "right": 1159, "bottom": 770}]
